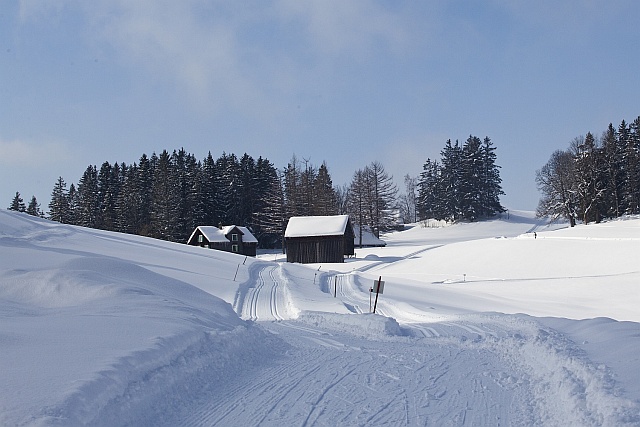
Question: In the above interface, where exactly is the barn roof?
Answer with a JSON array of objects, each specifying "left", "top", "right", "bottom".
[
  {"left": 189, "top": 225, "right": 258, "bottom": 243},
  {"left": 285, "top": 215, "right": 350, "bottom": 238}
]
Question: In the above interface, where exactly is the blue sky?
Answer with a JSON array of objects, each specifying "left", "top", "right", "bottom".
[{"left": 2, "top": 0, "right": 639, "bottom": 212}]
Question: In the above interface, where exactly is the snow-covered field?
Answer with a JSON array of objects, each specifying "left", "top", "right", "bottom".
[{"left": 1, "top": 209, "right": 639, "bottom": 426}]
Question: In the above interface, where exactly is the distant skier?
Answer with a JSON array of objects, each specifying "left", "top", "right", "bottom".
[{"left": 534, "top": 232, "right": 537, "bottom": 239}]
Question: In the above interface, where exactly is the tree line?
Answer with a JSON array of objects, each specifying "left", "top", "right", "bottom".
[
  {"left": 8, "top": 150, "right": 416, "bottom": 247},
  {"left": 9, "top": 138, "right": 507, "bottom": 246},
  {"left": 536, "top": 116, "right": 640, "bottom": 226}
]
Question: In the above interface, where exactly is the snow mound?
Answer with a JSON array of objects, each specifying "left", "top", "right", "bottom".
[{"left": 296, "top": 311, "right": 405, "bottom": 338}]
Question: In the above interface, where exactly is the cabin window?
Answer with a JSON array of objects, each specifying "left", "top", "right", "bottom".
[
  {"left": 232, "top": 244, "right": 239, "bottom": 253},
  {"left": 231, "top": 233, "right": 239, "bottom": 241},
  {"left": 198, "top": 235, "right": 203, "bottom": 243}
]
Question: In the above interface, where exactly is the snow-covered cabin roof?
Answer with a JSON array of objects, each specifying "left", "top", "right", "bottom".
[
  {"left": 285, "top": 215, "right": 350, "bottom": 238},
  {"left": 189, "top": 225, "right": 258, "bottom": 244},
  {"left": 223, "top": 226, "right": 258, "bottom": 243}
]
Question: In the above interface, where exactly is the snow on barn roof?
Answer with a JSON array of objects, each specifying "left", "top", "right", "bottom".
[
  {"left": 189, "top": 226, "right": 258, "bottom": 243},
  {"left": 285, "top": 215, "right": 350, "bottom": 238}
]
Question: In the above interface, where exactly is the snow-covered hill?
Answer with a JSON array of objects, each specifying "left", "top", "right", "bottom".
[{"left": 1, "top": 209, "right": 639, "bottom": 426}]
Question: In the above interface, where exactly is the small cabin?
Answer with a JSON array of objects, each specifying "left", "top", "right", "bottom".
[
  {"left": 284, "top": 215, "right": 355, "bottom": 263},
  {"left": 187, "top": 225, "right": 258, "bottom": 257}
]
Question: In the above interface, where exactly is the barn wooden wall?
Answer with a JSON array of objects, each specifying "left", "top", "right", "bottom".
[{"left": 286, "top": 237, "right": 345, "bottom": 263}]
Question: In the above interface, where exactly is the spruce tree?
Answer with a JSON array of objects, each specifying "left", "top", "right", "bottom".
[
  {"left": 601, "top": 124, "right": 624, "bottom": 218},
  {"left": 137, "top": 153, "right": 154, "bottom": 235},
  {"left": 26, "top": 195, "right": 43, "bottom": 217},
  {"left": 417, "top": 159, "right": 440, "bottom": 220},
  {"left": 77, "top": 165, "right": 100, "bottom": 228},
  {"left": 460, "top": 136, "right": 483, "bottom": 221},
  {"left": 480, "top": 137, "right": 505, "bottom": 218},
  {"left": 439, "top": 139, "right": 463, "bottom": 221},
  {"left": 200, "top": 152, "right": 220, "bottom": 227},
  {"left": 8, "top": 191, "right": 27, "bottom": 212},
  {"left": 151, "top": 150, "right": 179, "bottom": 240},
  {"left": 623, "top": 117, "right": 640, "bottom": 214},
  {"left": 48, "top": 176, "right": 71, "bottom": 224},
  {"left": 312, "top": 162, "right": 337, "bottom": 216}
]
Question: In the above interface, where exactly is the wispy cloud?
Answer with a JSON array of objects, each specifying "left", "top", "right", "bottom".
[
  {"left": 0, "top": 137, "right": 71, "bottom": 167},
  {"left": 17, "top": 0, "right": 410, "bottom": 120}
]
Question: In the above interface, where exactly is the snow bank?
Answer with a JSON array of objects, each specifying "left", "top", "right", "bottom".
[
  {"left": 0, "top": 211, "right": 285, "bottom": 426},
  {"left": 296, "top": 311, "right": 404, "bottom": 338}
]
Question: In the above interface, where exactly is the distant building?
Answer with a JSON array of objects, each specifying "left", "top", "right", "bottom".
[
  {"left": 353, "top": 225, "right": 386, "bottom": 247},
  {"left": 284, "top": 215, "right": 355, "bottom": 263},
  {"left": 187, "top": 225, "right": 258, "bottom": 257}
]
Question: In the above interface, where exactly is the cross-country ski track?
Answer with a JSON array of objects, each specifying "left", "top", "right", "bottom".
[
  {"left": 184, "top": 260, "right": 639, "bottom": 426},
  {"left": 3, "top": 210, "right": 640, "bottom": 426}
]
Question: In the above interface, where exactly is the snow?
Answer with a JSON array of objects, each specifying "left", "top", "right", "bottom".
[
  {"left": 284, "top": 214, "right": 350, "bottom": 238},
  {"left": 353, "top": 225, "right": 386, "bottom": 246},
  {"left": 2, "top": 209, "right": 640, "bottom": 426}
]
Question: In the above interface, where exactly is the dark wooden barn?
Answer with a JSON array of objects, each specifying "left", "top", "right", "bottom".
[
  {"left": 187, "top": 225, "right": 258, "bottom": 257},
  {"left": 284, "top": 215, "right": 355, "bottom": 264}
]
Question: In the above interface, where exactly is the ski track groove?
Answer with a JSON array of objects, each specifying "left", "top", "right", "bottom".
[{"left": 179, "top": 255, "right": 640, "bottom": 426}]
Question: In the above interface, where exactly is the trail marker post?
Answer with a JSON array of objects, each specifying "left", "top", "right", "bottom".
[
  {"left": 372, "top": 276, "right": 385, "bottom": 314},
  {"left": 334, "top": 276, "right": 338, "bottom": 297}
]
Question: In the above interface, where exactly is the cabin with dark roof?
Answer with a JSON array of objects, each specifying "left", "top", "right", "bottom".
[
  {"left": 284, "top": 215, "right": 355, "bottom": 263},
  {"left": 187, "top": 225, "right": 258, "bottom": 257}
]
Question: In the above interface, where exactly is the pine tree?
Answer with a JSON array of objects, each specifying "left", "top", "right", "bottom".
[
  {"left": 200, "top": 152, "right": 220, "bottom": 227},
  {"left": 8, "top": 191, "right": 26, "bottom": 212},
  {"left": 312, "top": 162, "right": 337, "bottom": 216},
  {"left": 460, "top": 136, "right": 483, "bottom": 221},
  {"left": 237, "top": 153, "right": 257, "bottom": 226},
  {"left": 479, "top": 137, "right": 505, "bottom": 218},
  {"left": 251, "top": 156, "right": 279, "bottom": 242},
  {"left": 115, "top": 162, "right": 140, "bottom": 234},
  {"left": 151, "top": 150, "right": 179, "bottom": 240},
  {"left": 48, "top": 176, "right": 71, "bottom": 224},
  {"left": 439, "top": 139, "right": 463, "bottom": 221},
  {"left": 623, "top": 117, "right": 640, "bottom": 214},
  {"left": 601, "top": 123, "right": 624, "bottom": 218},
  {"left": 216, "top": 152, "right": 239, "bottom": 225},
  {"left": 77, "top": 165, "right": 100, "bottom": 228},
  {"left": 67, "top": 183, "right": 78, "bottom": 225},
  {"left": 96, "top": 161, "right": 118, "bottom": 231},
  {"left": 137, "top": 153, "right": 154, "bottom": 235},
  {"left": 26, "top": 195, "right": 43, "bottom": 217},
  {"left": 417, "top": 158, "right": 441, "bottom": 220}
]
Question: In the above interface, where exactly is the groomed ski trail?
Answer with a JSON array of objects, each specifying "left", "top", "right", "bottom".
[{"left": 234, "top": 263, "right": 291, "bottom": 321}]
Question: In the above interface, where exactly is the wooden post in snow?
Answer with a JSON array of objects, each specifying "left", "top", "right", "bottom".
[{"left": 373, "top": 276, "right": 382, "bottom": 314}]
